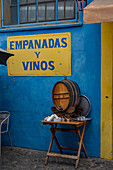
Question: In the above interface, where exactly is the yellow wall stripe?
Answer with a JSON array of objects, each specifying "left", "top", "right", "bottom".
[{"left": 101, "top": 22, "right": 113, "bottom": 159}]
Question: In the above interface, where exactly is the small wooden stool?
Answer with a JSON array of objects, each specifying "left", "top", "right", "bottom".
[{"left": 41, "top": 120, "right": 91, "bottom": 169}]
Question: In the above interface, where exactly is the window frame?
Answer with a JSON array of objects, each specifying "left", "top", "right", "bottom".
[
  {"left": 58, "top": 0, "right": 76, "bottom": 21},
  {"left": 19, "top": 0, "right": 37, "bottom": 24},
  {"left": 1, "top": 0, "right": 79, "bottom": 28},
  {"left": 38, "top": 0, "right": 56, "bottom": 22}
]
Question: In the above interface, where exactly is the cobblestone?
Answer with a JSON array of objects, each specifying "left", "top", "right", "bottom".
[{"left": 0, "top": 146, "right": 113, "bottom": 170}]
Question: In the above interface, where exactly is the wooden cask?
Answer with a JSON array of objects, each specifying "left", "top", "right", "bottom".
[{"left": 52, "top": 79, "right": 80, "bottom": 113}]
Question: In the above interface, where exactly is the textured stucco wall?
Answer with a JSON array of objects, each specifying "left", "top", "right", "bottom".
[{"left": 0, "top": 23, "right": 101, "bottom": 157}]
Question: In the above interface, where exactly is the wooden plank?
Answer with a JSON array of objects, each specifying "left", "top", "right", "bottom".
[
  {"left": 61, "top": 146, "right": 84, "bottom": 152},
  {"left": 53, "top": 82, "right": 69, "bottom": 111},
  {"left": 53, "top": 93, "right": 69, "bottom": 95},
  {"left": 40, "top": 120, "right": 89, "bottom": 127},
  {"left": 53, "top": 128, "right": 76, "bottom": 133},
  {"left": 53, "top": 97, "right": 69, "bottom": 100},
  {"left": 47, "top": 152, "right": 78, "bottom": 160}
]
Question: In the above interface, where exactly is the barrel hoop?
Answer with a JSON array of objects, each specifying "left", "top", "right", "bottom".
[
  {"left": 68, "top": 80, "right": 80, "bottom": 107},
  {"left": 66, "top": 80, "right": 75, "bottom": 107},
  {"left": 67, "top": 80, "right": 78, "bottom": 108},
  {"left": 72, "top": 81, "right": 80, "bottom": 105}
]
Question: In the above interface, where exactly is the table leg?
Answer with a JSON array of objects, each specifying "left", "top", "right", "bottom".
[
  {"left": 50, "top": 126, "right": 63, "bottom": 154},
  {"left": 75, "top": 124, "right": 86, "bottom": 169},
  {"left": 45, "top": 134, "right": 54, "bottom": 165},
  {"left": 45, "top": 124, "right": 63, "bottom": 165},
  {"left": 75, "top": 126, "right": 88, "bottom": 158}
]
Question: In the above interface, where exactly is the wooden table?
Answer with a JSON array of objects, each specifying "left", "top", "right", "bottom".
[{"left": 41, "top": 120, "right": 91, "bottom": 169}]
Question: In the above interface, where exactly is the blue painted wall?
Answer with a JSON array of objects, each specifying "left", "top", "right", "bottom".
[{"left": 0, "top": 22, "right": 101, "bottom": 157}]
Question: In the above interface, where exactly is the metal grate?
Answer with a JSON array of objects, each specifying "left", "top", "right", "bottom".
[{"left": 77, "top": 0, "right": 88, "bottom": 11}]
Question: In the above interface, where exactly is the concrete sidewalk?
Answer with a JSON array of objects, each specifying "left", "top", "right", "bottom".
[{"left": 0, "top": 146, "right": 113, "bottom": 170}]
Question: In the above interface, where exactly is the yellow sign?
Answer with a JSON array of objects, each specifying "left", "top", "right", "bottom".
[{"left": 7, "top": 33, "right": 71, "bottom": 76}]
